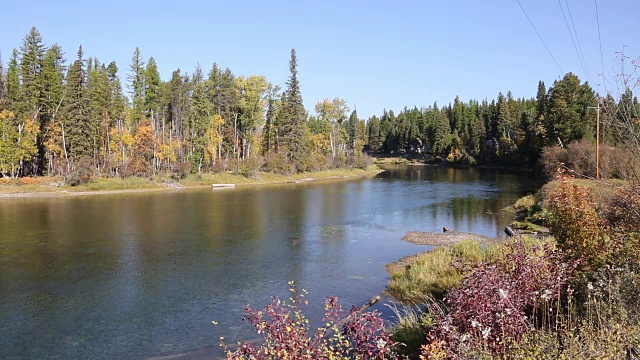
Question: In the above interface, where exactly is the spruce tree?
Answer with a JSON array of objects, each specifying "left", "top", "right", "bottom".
[
  {"left": 106, "top": 61, "right": 126, "bottom": 131},
  {"left": 347, "top": 109, "right": 358, "bottom": 151},
  {"left": 144, "top": 56, "right": 161, "bottom": 124},
  {"left": 19, "top": 26, "right": 45, "bottom": 116},
  {"left": 6, "top": 49, "right": 22, "bottom": 114},
  {"left": 87, "top": 60, "right": 112, "bottom": 167},
  {"left": 0, "top": 52, "right": 5, "bottom": 106},
  {"left": 366, "top": 115, "right": 381, "bottom": 151},
  {"left": 280, "top": 49, "right": 309, "bottom": 171},
  {"left": 128, "top": 47, "right": 145, "bottom": 126},
  {"left": 62, "top": 46, "right": 92, "bottom": 162}
]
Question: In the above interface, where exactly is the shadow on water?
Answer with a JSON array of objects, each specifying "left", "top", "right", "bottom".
[{"left": 0, "top": 165, "right": 542, "bottom": 359}]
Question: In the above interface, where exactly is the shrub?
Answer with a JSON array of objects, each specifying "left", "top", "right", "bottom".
[
  {"left": 264, "top": 151, "right": 296, "bottom": 175},
  {"left": 241, "top": 155, "right": 265, "bottom": 179},
  {"left": 540, "top": 140, "right": 640, "bottom": 180},
  {"left": 545, "top": 168, "right": 608, "bottom": 269},
  {"left": 223, "top": 283, "right": 399, "bottom": 360},
  {"left": 172, "top": 162, "right": 191, "bottom": 180},
  {"left": 306, "top": 152, "right": 332, "bottom": 172},
  {"left": 66, "top": 158, "right": 94, "bottom": 186},
  {"left": 424, "top": 239, "right": 577, "bottom": 357}
]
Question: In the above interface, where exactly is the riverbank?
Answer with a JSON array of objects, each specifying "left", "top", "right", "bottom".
[{"left": 0, "top": 166, "right": 382, "bottom": 199}]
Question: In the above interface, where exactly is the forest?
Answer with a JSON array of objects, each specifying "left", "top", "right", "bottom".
[{"left": 0, "top": 27, "right": 638, "bottom": 181}]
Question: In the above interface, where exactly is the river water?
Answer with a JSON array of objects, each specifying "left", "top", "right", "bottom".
[{"left": 0, "top": 165, "right": 541, "bottom": 359}]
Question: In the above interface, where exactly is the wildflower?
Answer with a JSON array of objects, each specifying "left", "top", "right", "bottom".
[
  {"left": 482, "top": 327, "right": 491, "bottom": 340},
  {"left": 471, "top": 320, "right": 480, "bottom": 328},
  {"left": 376, "top": 338, "right": 387, "bottom": 349},
  {"left": 498, "top": 288, "right": 508, "bottom": 299},
  {"left": 541, "top": 289, "right": 553, "bottom": 301},
  {"left": 587, "top": 282, "right": 594, "bottom": 291}
]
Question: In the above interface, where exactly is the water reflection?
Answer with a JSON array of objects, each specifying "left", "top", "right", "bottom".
[{"left": 0, "top": 165, "right": 541, "bottom": 359}]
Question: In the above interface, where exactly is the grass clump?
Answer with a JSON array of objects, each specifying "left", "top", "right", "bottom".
[{"left": 387, "top": 240, "right": 501, "bottom": 302}]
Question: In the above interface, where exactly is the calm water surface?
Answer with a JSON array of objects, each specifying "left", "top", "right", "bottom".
[{"left": 0, "top": 165, "right": 541, "bottom": 359}]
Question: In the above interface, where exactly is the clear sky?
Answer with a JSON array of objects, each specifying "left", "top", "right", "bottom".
[{"left": 1, "top": 0, "right": 639, "bottom": 118}]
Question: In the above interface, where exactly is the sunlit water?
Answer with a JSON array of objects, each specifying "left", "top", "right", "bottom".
[{"left": 0, "top": 165, "right": 541, "bottom": 359}]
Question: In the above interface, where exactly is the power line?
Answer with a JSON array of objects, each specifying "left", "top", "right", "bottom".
[
  {"left": 565, "top": 0, "right": 591, "bottom": 83},
  {"left": 557, "top": 0, "right": 588, "bottom": 80},
  {"left": 594, "top": 0, "right": 607, "bottom": 92},
  {"left": 515, "top": 0, "right": 564, "bottom": 75}
]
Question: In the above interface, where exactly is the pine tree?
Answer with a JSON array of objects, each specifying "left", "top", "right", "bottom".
[
  {"left": 262, "top": 88, "right": 281, "bottom": 154},
  {"left": 63, "top": 46, "right": 92, "bottom": 163},
  {"left": 128, "top": 47, "right": 145, "bottom": 126},
  {"left": 280, "top": 49, "right": 309, "bottom": 171},
  {"left": 88, "top": 60, "right": 113, "bottom": 167},
  {"left": 144, "top": 56, "right": 161, "bottom": 125},
  {"left": 19, "top": 26, "right": 45, "bottom": 117},
  {"left": 6, "top": 49, "right": 22, "bottom": 114},
  {"left": 366, "top": 115, "right": 381, "bottom": 151},
  {"left": 0, "top": 52, "right": 5, "bottom": 106},
  {"left": 546, "top": 73, "right": 596, "bottom": 146},
  {"left": 347, "top": 109, "right": 358, "bottom": 151},
  {"left": 432, "top": 107, "right": 451, "bottom": 155},
  {"left": 188, "top": 64, "right": 213, "bottom": 171}
]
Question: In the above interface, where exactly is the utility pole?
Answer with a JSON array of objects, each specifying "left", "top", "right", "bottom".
[{"left": 588, "top": 101, "right": 601, "bottom": 179}]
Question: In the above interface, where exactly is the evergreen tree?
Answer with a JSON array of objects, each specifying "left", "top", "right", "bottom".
[
  {"left": 87, "top": 60, "right": 112, "bottom": 167},
  {"left": 262, "top": 86, "right": 282, "bottom": 154},
  {"left": 366, "top": 115, "right": 381, "bottom": 151},
  {"left": 128, "top": 47, "right": 145, "bottom": 126},
  {"left": 347, "top": 109, "right": 358, "bottom": 151},
  {"left": 62, "top": 46, "right": 92, "bottom": 162},
  {"left": 144, "top": 56, "right": 162, "bottom": 126},
  {"left": 6, "top": 49, "right": 22, "bottom": 113},
  {"left": 432, "top": 107, "right": 451, "bottom": 155},
  {"left": 106, "top": 61, "right": 126, "bottom": 128},
  {"left": 546, "top": 73, "right": 596, "bottom": 146},
  {"left": 19, "top": 26, "right": 45, "bottom": 117},
  {"left": 280, "top": 49, "right": 309, "bottom": 171},
  {"left": 0, "top": 52, "right": 5, "bottom": 106},
  {"left": 188, "top": 64, "right": 213, "bottom": 171}
]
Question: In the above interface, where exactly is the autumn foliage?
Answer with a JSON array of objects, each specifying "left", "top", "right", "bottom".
[{"left": 222, "top": 283, "right": 399, "bottom": 360}]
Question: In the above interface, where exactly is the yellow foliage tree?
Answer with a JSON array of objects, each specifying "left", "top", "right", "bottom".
[{"left": 0, "top": 110, "right": 38, "bottom": 178}]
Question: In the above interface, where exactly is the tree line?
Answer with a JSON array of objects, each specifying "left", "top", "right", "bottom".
[
  {"left": 0, "top": 27, "right": 638, "bottom": 179},
  {"left": 0, "top": 27, "right": 368, "bottom": 180}
]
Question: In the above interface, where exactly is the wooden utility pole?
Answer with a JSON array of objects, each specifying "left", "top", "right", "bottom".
[{"left": 588, "top": 101, "right": 601, "bottom": 179}]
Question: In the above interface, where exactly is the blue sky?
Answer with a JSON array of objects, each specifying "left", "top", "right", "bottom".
[{"left": 2, "top": 0, "right": 639, "bottom": 118}]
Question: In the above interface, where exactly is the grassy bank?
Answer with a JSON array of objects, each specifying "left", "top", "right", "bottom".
[
  {"left": 386, "top": 240, "right": 502, "bottom": 302},
  {"left": 0, "top": 166, "right": 381, "bottom": 197}
]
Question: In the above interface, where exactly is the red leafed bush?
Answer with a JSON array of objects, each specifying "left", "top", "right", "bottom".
[
  {"left": 222, "top": 283, "right": 399, "bottom": 360},
  {"left": 424, "top": 240, "right": 577, "bottom": 357}
]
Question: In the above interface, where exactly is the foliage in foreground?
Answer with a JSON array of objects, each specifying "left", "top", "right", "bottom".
[
  {"left": 222, "top": 283, "right": 399, "bottom": 359},
  {"left": 414, "top": 170, "right": 640, "bottom": 359}
]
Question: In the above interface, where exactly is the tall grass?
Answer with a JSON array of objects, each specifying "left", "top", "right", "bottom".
[{"left": 387, "top": 240, "right": 502, "bottom": 303}]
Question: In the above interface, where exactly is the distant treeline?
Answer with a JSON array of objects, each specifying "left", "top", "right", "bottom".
[{"left": 0, "top": 27, "right": 638, "bottom": 180}]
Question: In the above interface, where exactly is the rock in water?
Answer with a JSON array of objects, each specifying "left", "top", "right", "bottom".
[{"left": 504, "top": 226, "right": 515, "bottom": 237}]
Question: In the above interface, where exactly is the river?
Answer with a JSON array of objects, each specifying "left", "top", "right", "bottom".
[{"left": 0, "top": 165, "right": 541, "bottom": 359}]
